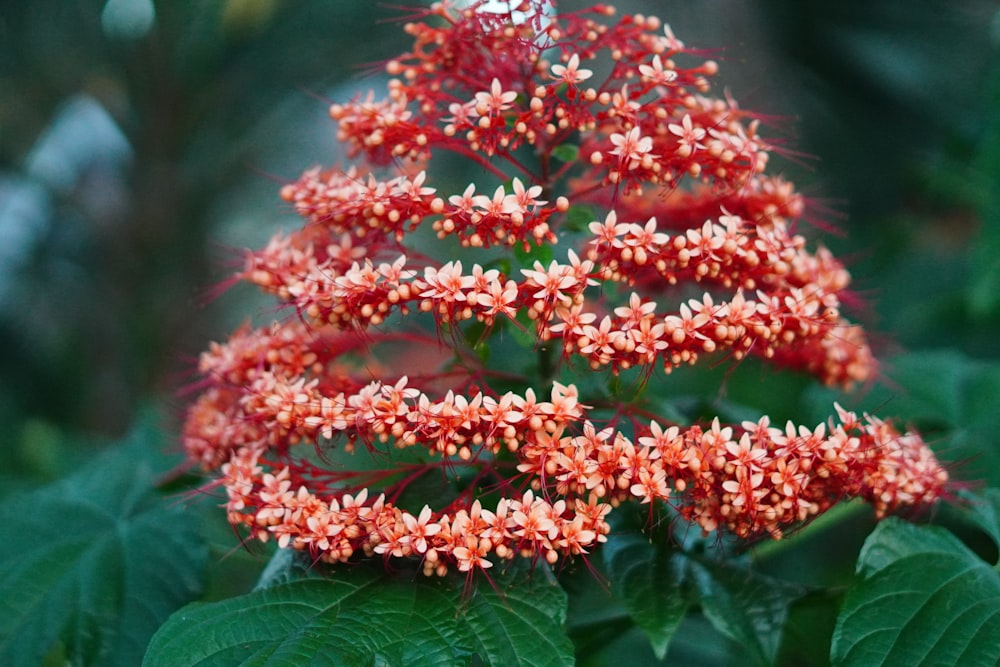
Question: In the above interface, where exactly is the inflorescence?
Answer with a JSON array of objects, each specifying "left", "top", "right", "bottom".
[{"left": 184, "top": 0, "right": 947, "bottom": 576}]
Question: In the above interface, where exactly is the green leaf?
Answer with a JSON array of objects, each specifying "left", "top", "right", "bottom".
[
  {"left": 774, "top": 591, "right": 842, "bottom": 667},
  {"left": 601, "top": 524, "right": 803, "bottom": 665},
  {"left": 852, "top": 518, "right": 968, "bottom": 577},
  {"left": 552, "top": 144, "right": 579, "bottom": 163},
  {"left": 832, "top": 518, "right": 1000, "bottom": 666},
  {"left": 959, "top": 488, "right": 1000, "bottom": 557},
  {"left": 0, "top": 414, "right": 208, "bottom": 667},
  {"left": 603, "top": 532, "right": 688, "bottom": 659},
  {"left": 562, "top": 204, "right": 595, "bottom": 233},
  {"left": 253, "top": 548, "right": 321, "bottom": 592},
  {"left": 690, "top": 558, "right": 803, "bottom": 666},
  {"left": 879, "top": 351, "right": 968, "bottom": 427},
  {"left": 462, "top": 320, "right": 492, "bottom": 363},
  {"left": 868, "top": 352, "right": 999, "bottom": 431},
  {"left": 144, "top": 560, "right": 573, "bottom": 667},
  {"left": 514, "top": 239, "right": 554, "bottom": 267}
]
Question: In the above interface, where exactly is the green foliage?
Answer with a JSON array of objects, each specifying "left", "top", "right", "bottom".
[
  {"left": 603, "top": 530, "right": 804, "bottom": 665},
  {"left": 0, "top": 414, "right": 208, "bottom": 667},
  {"left": 0, "top": 0, "right": 408, "bottom": 434},
  {"left": 145, "top": 557, "right": 573, "bottom": 667},
  {"left": 562, "top": 205, "right": 596, "bottom": 233},
  {"left": 602, "top": 532, "right": 688, "bottom": 659},
  {"left": 513, "top": 238, "right": 555, "bottom": 267},
  {"left": 552, "top": 144, "right": 580, "bottom": 164},
  {"left": 832, "top": 519, "right": 1000, "bottom": 666}
]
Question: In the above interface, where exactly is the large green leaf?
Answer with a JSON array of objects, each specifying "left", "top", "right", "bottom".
[
  {"left": 0, "top": 415, "right": 208, "bottom": 666},
  {"left": 602, "top": 526, "right": 803, "bottom": 665},
  {"left": 690, "top": 557, "right": 803, "bottom": 666},
  {"left": 602, "top": 532, "right": 688, "bottom": 659},
  {"left": 144, "top": 560, "right": 573, "bottom": 667},
  {"left": 832, "top": 518, "right": 1000, "bottom": 666}
]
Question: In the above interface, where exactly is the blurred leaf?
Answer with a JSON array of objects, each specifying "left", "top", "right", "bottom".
[
  {"left": 931, "top": 488, "right": 1000, "bottom": 567},
  {"left": 603, "top": 532, "right": 688, "bottom": 659},
  {"left": 774, "top": 590, "right": 841, "bottom": 667},
  {"left": 144, "top": 560, "right": 572, "bottom": 667},
  {"left": 552, "top": 144, "right": 579, "bottom": 163},
  {"left": 252, "top": 547, "right": 319, "bottom": 592},
  {"left": 751, "top": 501, "right": 875, "bottom": 591},
  {"left": 969, "top": 51, "right": 1000, "bottom": 320},
  {"left": 832, "top": 519, "right": 1000, "bottom": 666},
  {"left": 878, "top": 351, "right": 969, "bottom": 426},
  {"left": 514, "top": 238, "right": 555, "bottom": 267},
  {"left": 806, "top": 350, "right": 1000, "bottom": 484},
  {"left": 602, "top": 525, "right": 803, "bottom": 665},
  {"left": 761, "top": 1, "right": 996, "bottom": 220},
  {"left": 562, "top": 204, "right": 595, "bottom": 232},
  {"left": 577, "top": 615, "right": 742, "bottom": 667},
  {"left": 691, "top": 557, "right": 804, "bottom": 667},
  {"left": 562, "top": 565, "right": 637, "bottom": 666},
  {"left": 960, "top": 488, "right": 1000, "bottom": 556},
  {"left": 969, "top": 227, "right": 1000, "bottom": 319},
  {"left": 0, "top": 413, "right": 207, "bottom": 667}
]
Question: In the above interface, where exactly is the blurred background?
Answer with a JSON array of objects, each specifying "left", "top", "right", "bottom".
[{"left": 1, "top": 0, "right": 998, "bottom": 484}]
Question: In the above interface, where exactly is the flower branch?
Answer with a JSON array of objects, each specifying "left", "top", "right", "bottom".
[{"left": 184, "top": 0, "right": 948, "bottom": 578}]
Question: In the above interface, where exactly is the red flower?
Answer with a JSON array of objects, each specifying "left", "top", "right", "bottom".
[{"left": 185, "top": 0, "right": 947, "bottom": 575}]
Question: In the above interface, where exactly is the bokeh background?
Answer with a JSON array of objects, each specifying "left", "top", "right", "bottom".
[{"left": 2, "top": 1, "right": 999, "bottom": 663}]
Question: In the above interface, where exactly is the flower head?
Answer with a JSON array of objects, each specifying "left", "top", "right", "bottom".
[
  {"left": 551, "top": 53, "right": 594, "bottom": 85},
  {"left": 186, "top": 0, "right": 948, "bottom": 577}
]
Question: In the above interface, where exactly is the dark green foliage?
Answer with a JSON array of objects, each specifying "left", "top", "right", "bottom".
[
  {"left": 145, "top": 558, "right": 573, "bottom": 667},
  {"left": 833, "top": 519, "right": 1000, "bottom": 666},
  {"left": 603, "top": 530, "right": 805, "bottom": 665},
  {"left": 0, "top": 415, "right": 208, "bottom": 666}
]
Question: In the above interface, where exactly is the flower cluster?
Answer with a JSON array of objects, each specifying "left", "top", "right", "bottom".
[{"left": 185, "top": 1, "right": 947, "bottom": 575}]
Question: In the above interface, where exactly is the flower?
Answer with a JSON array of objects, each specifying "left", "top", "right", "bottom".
[
  {"left": 551, "top": 53, "right": 594, "bottom": 85},
  {"left": 474, "top": 78, "right": 518, "bottom": 117},
  {"left": 668, "top": 114, "right": 706, "bottom": 157},
  {"left": 609, "top": 126, "right": 656, "bottom": 170},
  {"left": 401, "top": 506, "right": 443, "bottom": 554},
  {"left": 638, "top": 55, "right": 678, "bottom": 86}
]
